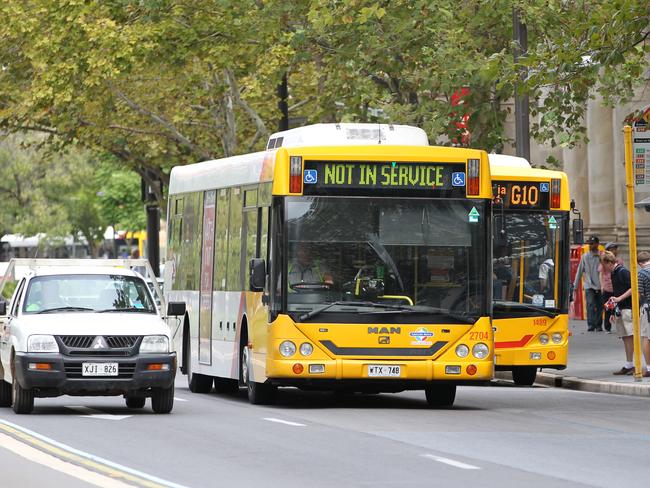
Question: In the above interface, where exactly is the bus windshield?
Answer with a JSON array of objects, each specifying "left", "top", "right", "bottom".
[
  {"left": 283, "top": 197, "right": 488, "bottom": 322},
  {"left": 492, "top": 212, "right": 567, "bottom": 314}
]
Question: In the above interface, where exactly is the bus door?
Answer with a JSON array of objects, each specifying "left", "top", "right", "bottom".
[{"left": 199, "top": 190, "right": 216, "bottom": 365}]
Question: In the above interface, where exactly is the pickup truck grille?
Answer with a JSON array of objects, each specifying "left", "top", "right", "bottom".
[
  {"left": 64, "top": 362, "right": 137, "bottom": 379},
  {"left": 56, "top": 336, "right": 142, "bottom": 357}
]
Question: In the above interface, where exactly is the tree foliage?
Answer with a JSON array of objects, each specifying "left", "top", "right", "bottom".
[{"left": 0, "top": 0, "right": 647, "bottom": 210}]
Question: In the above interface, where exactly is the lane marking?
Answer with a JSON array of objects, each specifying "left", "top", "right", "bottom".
[
  {"left": 173, "top": 397, "right": 188, "bottom": 402},
  {"left": 0, "top": 419, "right": 188, "bottom": 488},
  {"left": 263, "top": 417, "right": 306, "bottom": 427},
  {"left": 420, "top": 454, "right": 480, "bottom": 470},
  {"left": 66, "top": 405, "right": 132, "bottom": 420},
  {"left": 0, "top": 432, "right": 133, "bottom": 488}
]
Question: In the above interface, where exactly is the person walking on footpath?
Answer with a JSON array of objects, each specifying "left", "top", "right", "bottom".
[
  {"left": 599, "top": 242, "right": 624, "bottom": 333},
  {"left": 601, "top": 251, "right": 635, "bottom": 375},
  {"left": 573, "top": 236, "right": 603, "bottom": 331},
  {"left": 636, "top": 251, "right": 650, "bottom": 377}
]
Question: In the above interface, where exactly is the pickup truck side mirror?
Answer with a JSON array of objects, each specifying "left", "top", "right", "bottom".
[
  {"left": 0, "top": 300, "right": 6, "bottom": 316},
  {"left": 166, "top": 301, "right": 186, "bottom": 316},
  {"left": 249, "top": 258, "right": 266, "bottom": 292}
]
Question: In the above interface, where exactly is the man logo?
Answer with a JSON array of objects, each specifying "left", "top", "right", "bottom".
[
  {"left": 91, "top": 336, "right": 108, "bottom": 349},
  {"left": 368, "top": 327, "right": 401, "bottom": 334},
  {"left": 378, "top": 336, "right": 390, "bottom": 344}
]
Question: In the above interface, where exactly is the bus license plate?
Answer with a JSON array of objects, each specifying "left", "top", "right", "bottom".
[
  {"left": 367, "top": 365, "right": 401, "bottom": 377},
  {"left": 82, "top": 363, "right": 118, "bottom": 377}
]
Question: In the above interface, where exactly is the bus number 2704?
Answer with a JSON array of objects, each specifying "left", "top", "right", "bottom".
[{"left": 469, "top": 331, "right": 490, "bottom": 341}]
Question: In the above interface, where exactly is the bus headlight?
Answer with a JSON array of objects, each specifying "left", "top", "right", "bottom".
[
  {"left": 140, "top": 335, "right": 169, "bottom": 353},
  {"left": 552, "top": 333, "right": 562, "bottom": 344},
  {"left": 539, "top": 334, "right": 549, "bottom": 345},
  {"left": 455, "top": 344, "right": 469, "bottom": 358},
  {"left": 279, "top": 341, "right": 296, "bottom": 357},
  {"left": 27, "top": 335, "right": 58, "bottom": 353},
  {"left": 299, "top": 343, "right": 313, "bottom": 356},
  {"left": 472, "top": 343, "right": 489, "bottom": 359}
]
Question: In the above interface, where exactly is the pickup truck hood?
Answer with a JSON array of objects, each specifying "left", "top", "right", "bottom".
[{"left": 15, "top": 312, "right": 170, "bottom": 337}]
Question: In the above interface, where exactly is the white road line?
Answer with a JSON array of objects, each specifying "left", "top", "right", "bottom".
[
  {"left": 263, "top": 417, "right": 306, "bottom": 427},
  {"left": 65, "top": 405, "right": 132, "bottom": 420},
  {"left": 420, "top": 454, "right": 481, "bottom": 470},
  {"left": 0, "top": 432, "right": 133, "bottom": 488},
  {"left": 0, "top": 418, "right": 189, "bottom": 488},
  {"left": 173, "top": 397, "right": 188, "bottom": 402}
]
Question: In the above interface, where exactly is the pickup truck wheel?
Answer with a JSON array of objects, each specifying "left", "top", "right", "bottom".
[
  {"left": 12, "top": 377, "right": 34, "bottom": 414},
  {"left": 0, "top": 380, "right": 11, "bottom": 407},
  {"left": 151, "top": 385, "right": 174, "bottom": 414},
  {"left": 125, "top": 396, "right": 146, "bottom": 409}
]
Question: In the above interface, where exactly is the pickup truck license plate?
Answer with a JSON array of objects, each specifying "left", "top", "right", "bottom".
[
  {"left": 82, "top": 363, "right": 118, "bottom": 377},
  {"left": 367, "top": 365, "right": 401, "bottom": 377}
]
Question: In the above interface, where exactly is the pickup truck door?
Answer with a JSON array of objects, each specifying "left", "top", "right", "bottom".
[{"left": 1, "top": 278, "right": 26, "bottom": 374}]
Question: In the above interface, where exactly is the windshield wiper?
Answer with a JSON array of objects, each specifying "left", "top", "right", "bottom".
[
  {"left": 493, "top": 300, "right": 557, "bottom": 318},
  {"left": 96, "top": 307, "right": 153, "bottom": 313},
  {"left": 299, "top": 301, "right": 476, "bottom": 323},
  {"left": 37, "top": 306, "right": 94, "bottom": 314}
]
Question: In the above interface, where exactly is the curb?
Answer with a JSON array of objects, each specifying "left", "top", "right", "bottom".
[{"left": 494, "top": 371, "right": 650, "bottom": 397}]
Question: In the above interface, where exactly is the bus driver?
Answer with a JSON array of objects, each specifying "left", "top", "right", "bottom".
[{"left": 288, "top": 242, "right": 334, "bottom": 290}]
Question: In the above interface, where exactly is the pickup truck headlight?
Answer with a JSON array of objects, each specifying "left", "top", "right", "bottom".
[
  {"left": 27, "top": 335, "right": 59, "bottom": 353},
  {"left": 140, "top": 335, "right": 169, "bottom": 353}
]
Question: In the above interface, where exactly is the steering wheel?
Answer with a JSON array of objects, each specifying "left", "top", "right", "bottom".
[{"left": 289, "top": 282, "right": 333, "bottom": 292}]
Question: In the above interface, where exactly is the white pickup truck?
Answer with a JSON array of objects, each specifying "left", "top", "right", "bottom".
[{"left": 0, "top": 259, "right": 184, "bottom": 414}]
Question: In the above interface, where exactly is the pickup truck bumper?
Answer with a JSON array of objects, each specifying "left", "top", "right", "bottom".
[{"left": 14, "top": 352, "right": 176, "bottom": 398}]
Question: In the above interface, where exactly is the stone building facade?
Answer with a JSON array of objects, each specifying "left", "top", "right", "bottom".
[{"left": 501, "top": 81, "right": 650, "bottom": 262}]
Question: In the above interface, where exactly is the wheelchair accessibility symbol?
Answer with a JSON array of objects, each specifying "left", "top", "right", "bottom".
[
  {"left": 539, "top": 182, "right": 550, "bottom": 192},
  {"left": 303, "top": 169, "right": 318, "bottom": 184},
  {"left": 452, "top": 172, "right": 466, "bottom": 187}
]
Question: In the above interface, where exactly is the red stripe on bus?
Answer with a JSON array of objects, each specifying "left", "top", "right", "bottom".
[{"left": 494, "top": 334, "right": 534, "bottom": 349}]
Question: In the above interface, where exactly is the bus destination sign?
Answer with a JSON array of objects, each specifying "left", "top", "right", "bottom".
[
  {"left": 493, "top": 180, "right": 550, "bottom": 210},
  {"left": 302, "top": 160, "right": 467, "bottom": 196}
]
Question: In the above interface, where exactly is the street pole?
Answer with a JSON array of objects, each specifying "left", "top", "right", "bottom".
[
  {"left": 278, "top": 73, "right": 289, "bottom": 131},
  {"left": 513, "top": 7, "right": 530, "bottom": 161},
  {"left": 624, "top": 126, "right": 642, "bottom": 381},
  {"left": 146, "top": 203, "right": 160, "bottom": 277}
]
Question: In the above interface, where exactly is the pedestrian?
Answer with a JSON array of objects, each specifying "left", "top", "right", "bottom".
[
  {"left": 598, "top": 242, "right": 624, "bottom": 333},
  {"left": 637, "top": 251, "right": 650, "bottom": 377},
  {"left": 601, "top": 251, "right": 635, "bottom": 375},
  {"left": 573, "top": 236, "right": 603, "bottom": 331}
]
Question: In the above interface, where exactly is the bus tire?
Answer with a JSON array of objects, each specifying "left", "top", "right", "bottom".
[
  {"left": 12, "top": 376, "right": 34, "bottom": 414},
  {"left": 512, "top": 367, "right": 537, "bottom": 386},
  {"left": 186, "top": 333, "right": 213, "bottom": 393},
  {"left": 424, "top": 383, "right": 456, "bottom": 408},
  {"left": 125, "top": 396, "right": 146, "bottom": 409},
  {"left": 240, "top": 341, "right": 276, "bottom": 405},
  {"left": 151, "top": 385, "right": 174, "bottom": 414},
  {"left": 0, "top": 380, "right": 11, "bottom": 407},
  {"left": 214, "top": 377, "right": 239, "bottom": 394}
]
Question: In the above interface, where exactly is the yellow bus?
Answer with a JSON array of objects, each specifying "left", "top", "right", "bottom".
[
  {"left": 165, "top": 123, "right": 495, "bottom": 407},
  {"left": 489, "top": 155, "right": 570, "bottom": 385}
]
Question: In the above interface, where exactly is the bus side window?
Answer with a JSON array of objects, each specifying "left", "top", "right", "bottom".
[
  {"left": 227, "top": 187, "right": 243, "bottom": 291},
  {"left": 214, "top": 188, "right": 230, "bottom": 291}
]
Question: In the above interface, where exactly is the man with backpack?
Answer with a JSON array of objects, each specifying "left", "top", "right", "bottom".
[{"left": 601, "top": 251, "right": 635, "bottom": 375}]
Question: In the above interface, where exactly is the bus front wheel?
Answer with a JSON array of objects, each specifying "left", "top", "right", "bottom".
[
  {"left": 512, "top": 367, "right": 537, "bottom": 386},
  {"left": 241, "top": 342, "right": 276, "bottom": 405},
  {"left": 424, "top": 383, "right": 456, "bottom": 408}
]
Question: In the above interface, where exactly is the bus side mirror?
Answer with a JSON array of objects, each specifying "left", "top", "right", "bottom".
[
  {"left": 249, "top": 259, "right": 266, "bottom": 292},
  {"left": 167, "top": 301, "right": 186, "bottom": 316},
  {"left": 0, "top": 300, "right": 6, "bottom": 316},
  {"left": 572, "top": 218, "right": 584, "bottom": 245}
]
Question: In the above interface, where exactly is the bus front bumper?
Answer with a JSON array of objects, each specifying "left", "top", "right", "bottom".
[
  {"left": 266, "top": 358, "right": 493, "bottom": 385},
  {"left": 495, "top": 345, "right": 567, "bottom": 370}
]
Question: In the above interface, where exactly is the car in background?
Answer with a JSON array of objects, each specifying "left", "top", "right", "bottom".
[{"left": 0, "top": 260, "right": 176, "bottom": 414}]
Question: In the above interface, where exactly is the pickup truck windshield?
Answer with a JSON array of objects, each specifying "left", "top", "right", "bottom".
[{"left": 22, "top": 274, "right": 156, "bottom": 314}]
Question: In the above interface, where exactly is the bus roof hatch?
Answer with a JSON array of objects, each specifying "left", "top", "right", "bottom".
[{"left": 266, "top": 123, "right": 429, "bottom": 149}]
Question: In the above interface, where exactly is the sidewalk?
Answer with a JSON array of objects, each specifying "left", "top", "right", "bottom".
[{"left": 497, "top": 319, "right": 650, "bottom": 397}]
